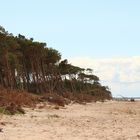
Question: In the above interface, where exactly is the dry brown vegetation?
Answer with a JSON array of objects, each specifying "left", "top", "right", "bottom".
[
  {"left": 0, "top": 87, "right": 37, "bottom": 107},
  {"left": 39, "top": 91, "right": 109, "bottom": 107},
  {"left": 0, "top": 86, "right": 38, "bottom": 115},
  {"left": 0, "top": 87, "right": 111, "bottom": 115}
]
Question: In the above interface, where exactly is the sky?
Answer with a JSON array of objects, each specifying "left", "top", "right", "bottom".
[{"left": 1, "top": 0, "right": 140, "bottom": 97}]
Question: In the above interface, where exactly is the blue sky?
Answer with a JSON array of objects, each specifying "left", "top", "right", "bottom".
[{"left": 1, "top": 0, "right": 140, "bottom": 97}]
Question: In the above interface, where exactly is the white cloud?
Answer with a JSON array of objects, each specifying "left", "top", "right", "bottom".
[
  {"left": 70, "top": 56, "right": 140, "bottom": 82},
  {"left": 69, "top": 56, "right": 140, "bottom": 97}
]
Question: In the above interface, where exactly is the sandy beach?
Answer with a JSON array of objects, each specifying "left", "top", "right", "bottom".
[{"left": 0, "top": 101, "right": 140, "bottom": 140}]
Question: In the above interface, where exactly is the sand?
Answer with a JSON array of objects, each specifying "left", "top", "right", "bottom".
[{"left": 0, "top": 101, "right": 140, "bottom": 140}]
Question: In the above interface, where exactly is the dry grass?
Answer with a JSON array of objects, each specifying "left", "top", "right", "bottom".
[
  {"left": 0, "top": 88, "right": 37, "bottom": 108},
  {"left": 0, "top": 86, "right": 111, "bottom": 115},
  {"left": 40, "top": 93, "right": 65, "bottom": 107},
  {"left": 40, "top": 92, "right": 97, "bottom": 107},
  {"left": 0, "top": 87, "right": 38, "bottom": 115}
]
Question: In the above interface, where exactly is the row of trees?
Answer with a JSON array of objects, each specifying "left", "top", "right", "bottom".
[{"left": 0, "top": 26, "right": 111, "bottom": 99}]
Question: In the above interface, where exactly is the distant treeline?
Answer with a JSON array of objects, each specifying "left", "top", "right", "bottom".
[{"left": 0, "top": 26, "right": 111, "bottom": 100}]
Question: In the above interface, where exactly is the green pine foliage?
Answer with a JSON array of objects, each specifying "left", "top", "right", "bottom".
[{"left": 0, "top": 26, "right": 112, "bottom": 101}]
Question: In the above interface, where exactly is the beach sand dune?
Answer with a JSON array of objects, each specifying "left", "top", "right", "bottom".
[{"left": 0, "top": 101, "right": 140, "bottom": 140}]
